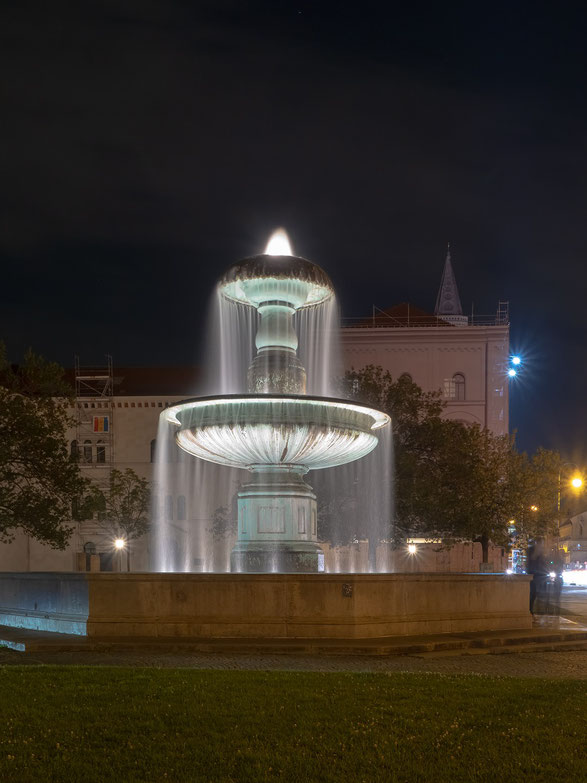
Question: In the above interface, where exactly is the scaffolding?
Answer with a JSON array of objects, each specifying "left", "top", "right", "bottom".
[
  {"left": 74, "top": 355, "right": 115, "bottom": 470},
  {"left": 496, "top": 300, "right": 510, "bottom": 325}
]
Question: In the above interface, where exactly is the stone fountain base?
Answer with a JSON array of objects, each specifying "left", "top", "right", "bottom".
[
  {"left": 0, "top": 572, "right": 532, "bottom": 639},
  {"left": 230, "top": 541, "right": 324, "bottom": 573}
]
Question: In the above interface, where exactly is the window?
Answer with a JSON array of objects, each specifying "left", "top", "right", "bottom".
[
  {"left": 453, "top": 373, "right": 465, "bottom": 400},
  {"left": 70, "top": 440, "right": 78, "bottom": 460},
  {"left": 150, "top": 439, "right": 157, "bottom": 463},
  {"left": 177, "top": 495, "right": 186, "bottom": 521},
  {"left": 444, "top": 374, "right": 466, "bottom": 400},
  {"left": 399, "top": 373, "right": 412, "bottom": 382},
  {"left": 96, "top": 440, "right": 106, "bottom": 463},
  {"left": 83, "top": 440, "right": 92, "bottom": 463},
  {"left": 165, "top": 495, "right": 173, "bottom": 520}
]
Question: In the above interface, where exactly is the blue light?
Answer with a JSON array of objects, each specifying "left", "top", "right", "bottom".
[
  {"left": 511, "top": 356, "right": 521, "bottom": 365},
  {"left": 508, "top": 368, "right": 517, "bottom": 377}
]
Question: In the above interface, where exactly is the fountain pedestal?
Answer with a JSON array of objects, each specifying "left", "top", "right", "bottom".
[{"left": 230, "top": 467, "right": 324, "bottom": 573}]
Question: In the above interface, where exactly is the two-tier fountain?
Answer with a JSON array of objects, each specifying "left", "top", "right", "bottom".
[
  {"left": 0, "top": 230, "right": 533, "bottom": 641},
  {"left": 163, "top": 230, "right": 390, "bottom": 572}
]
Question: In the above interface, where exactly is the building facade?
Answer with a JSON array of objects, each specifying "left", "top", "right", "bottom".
[{"left": 340, "top": 248, "right": 510, "bottom": 435}]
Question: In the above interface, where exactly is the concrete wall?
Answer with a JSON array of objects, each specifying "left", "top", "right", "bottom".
[
  {"left": 322, "top": 540, "right": 507, "bottom": 574},
  {"left": 0, "top": 534, "right": 507, "bottom": 575},
  {"left": 0, "top": 572, "right": 532, "bottom": 639}
]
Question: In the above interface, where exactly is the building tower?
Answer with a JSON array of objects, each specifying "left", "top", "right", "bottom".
[{"left": 434, "top": 244, "right": 468, "bottom": 327}]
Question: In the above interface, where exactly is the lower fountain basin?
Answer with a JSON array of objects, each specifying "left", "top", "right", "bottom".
[{"left": 164, "top": 394, "right": 390, "bottom": 470}]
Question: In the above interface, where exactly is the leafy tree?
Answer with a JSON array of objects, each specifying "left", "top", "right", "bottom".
[
  {"left": 88, "top": 468, "right": 151, "bottom": 571},
  {"left": 331, "top": 365, "right": 561, "bottom": 563},
  {"left": 0, "top": 343, "right": 88, "bottom": 548},
  {"left": 320, "top": 367, "right": 449, "bottom": 549}
]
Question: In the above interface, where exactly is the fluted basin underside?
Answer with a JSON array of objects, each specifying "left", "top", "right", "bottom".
[{"left": 165, "top": 395, "right": 390, "bottom": 471}]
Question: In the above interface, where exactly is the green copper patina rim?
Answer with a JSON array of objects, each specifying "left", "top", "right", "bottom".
[{"left": 219, "top": 254, "right": 334, "bottom": 308}]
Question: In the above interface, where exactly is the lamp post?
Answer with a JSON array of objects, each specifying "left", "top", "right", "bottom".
[
  {"left": 557, "top": 463, "right": 584, "bottom": 518},
  {"left": 114, "top": 537, "right": 126, "bottom": 572}
]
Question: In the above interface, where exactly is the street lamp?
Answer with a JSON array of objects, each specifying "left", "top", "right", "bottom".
[
  {"left": 507, "top": 354, "right": 523, "bottom": 379},
  {"left": 113, "top": 538, "right": 126, "bottom": 572},
  {"left": 557, "top": 463, "right": 585, "bottom": 515}
]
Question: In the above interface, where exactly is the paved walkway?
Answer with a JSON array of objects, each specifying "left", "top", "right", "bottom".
[{"left": 1, "top": 645, "right": 586, "bottom": 679}]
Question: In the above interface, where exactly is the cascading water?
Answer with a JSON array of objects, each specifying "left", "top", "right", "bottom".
[{"left": 151, "top": 230, "right": 393, "bottom": 573}]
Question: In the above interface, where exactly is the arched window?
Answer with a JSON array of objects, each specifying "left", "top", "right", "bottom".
[
  {"left": 165, "top": 495, "right": 173, "bottom": 521},
  {"left": 177, "top": 495, "right": 186, "bottom": 521},
  {"left": 96, "top": 440, "right": 106, "bottom": 463},
  {"left": 83, "top": 440, "right": 93, "bottom": 463},
  {"left": 453, "top": 373, "right": 466, "bottom": 401},
  {"left": 399, "top": 373, "right": 412, "bottom": 382},
  {"left": 150, "top": 439, "right": 157, "bottom": 463},
  {"left": 70, "top": 440, "right": 78, "bottom": 460}
]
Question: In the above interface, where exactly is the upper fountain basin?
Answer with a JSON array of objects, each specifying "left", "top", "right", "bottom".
[
  {"left": 164, "top": 395, "right": 390, "bottom": 471},
  {"left": 219, "top": 255, "right": 334, "bottom": 309}
]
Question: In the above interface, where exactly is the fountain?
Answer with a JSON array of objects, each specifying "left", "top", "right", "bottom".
[
  {"left": 163, "top": 230, "right": 390, "bottom": 572},
  {"left": 0, "top": 230, "right": 533, "bottom": 644}
]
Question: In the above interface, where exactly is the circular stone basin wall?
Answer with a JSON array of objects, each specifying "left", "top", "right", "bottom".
[{"left": 0, "top": 573, "right": 532, "bottom": 639}]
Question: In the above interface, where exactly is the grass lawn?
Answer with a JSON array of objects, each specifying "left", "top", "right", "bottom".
[{"left": 0, "top": 667, "right": 584, "bottom": 782}]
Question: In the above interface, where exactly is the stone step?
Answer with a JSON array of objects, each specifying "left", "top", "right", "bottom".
[{"left": 2, "top": 622, "right": 587, "bottom": 657}]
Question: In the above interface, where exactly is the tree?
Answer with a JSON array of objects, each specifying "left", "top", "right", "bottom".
[
  {"left": 89, "top": 468, "right": 151, "bottom": 571},
  {"left": 335, "top": 365, "right": 561, "bottom": 563},
  {"left": 321, "top": 366, "right": 450, "bottom": 548},
  {"left": 0, "top": 343, "right": 88, "bottom": 548}
]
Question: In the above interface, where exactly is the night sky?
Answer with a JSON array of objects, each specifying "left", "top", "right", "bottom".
[{"left": 1, "top": 1, "right": 586, "bottom": 458}]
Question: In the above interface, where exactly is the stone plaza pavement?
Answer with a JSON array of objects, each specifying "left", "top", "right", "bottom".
[{"left": 1, "top": 645, "right": 585, "bottom": 679}]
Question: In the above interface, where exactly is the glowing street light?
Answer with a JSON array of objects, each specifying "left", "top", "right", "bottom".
[
  {"left": 508, "top": 368, "right": 517, "bottom": 378},
  {"left": 530, "top": 505, "right": 538, "bottom": 512},
  {"left": 511, "top": 356, "right": 521, "bottom": 365},
  {"left": 557, "top": 463, "right": 585, "bottom": 518},
  {"left": 114, "top": 538, "right": 126, "bottom": 550},
  {"left": 407, "top": 543, "right": 417, "bottom": 555}
]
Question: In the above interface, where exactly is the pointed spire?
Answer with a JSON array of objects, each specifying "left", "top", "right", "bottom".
[
  {"left": 434, "top": 244, "right": 468, "bottom": 326},
  {"left": 435, "top": 243, "right": 463, "bottom": 316}
]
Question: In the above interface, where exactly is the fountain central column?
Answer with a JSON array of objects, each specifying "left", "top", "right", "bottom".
[
  {"left": 247, "top": 301, "right": 306, "bottom": 394},
  {"left": 231, "top": 296, "right": 323, "bottom": 572}
]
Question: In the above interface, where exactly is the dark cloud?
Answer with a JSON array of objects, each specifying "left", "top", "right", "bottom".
[{"left": 1, "top": 0, "right": 586, "bottom": 454}]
